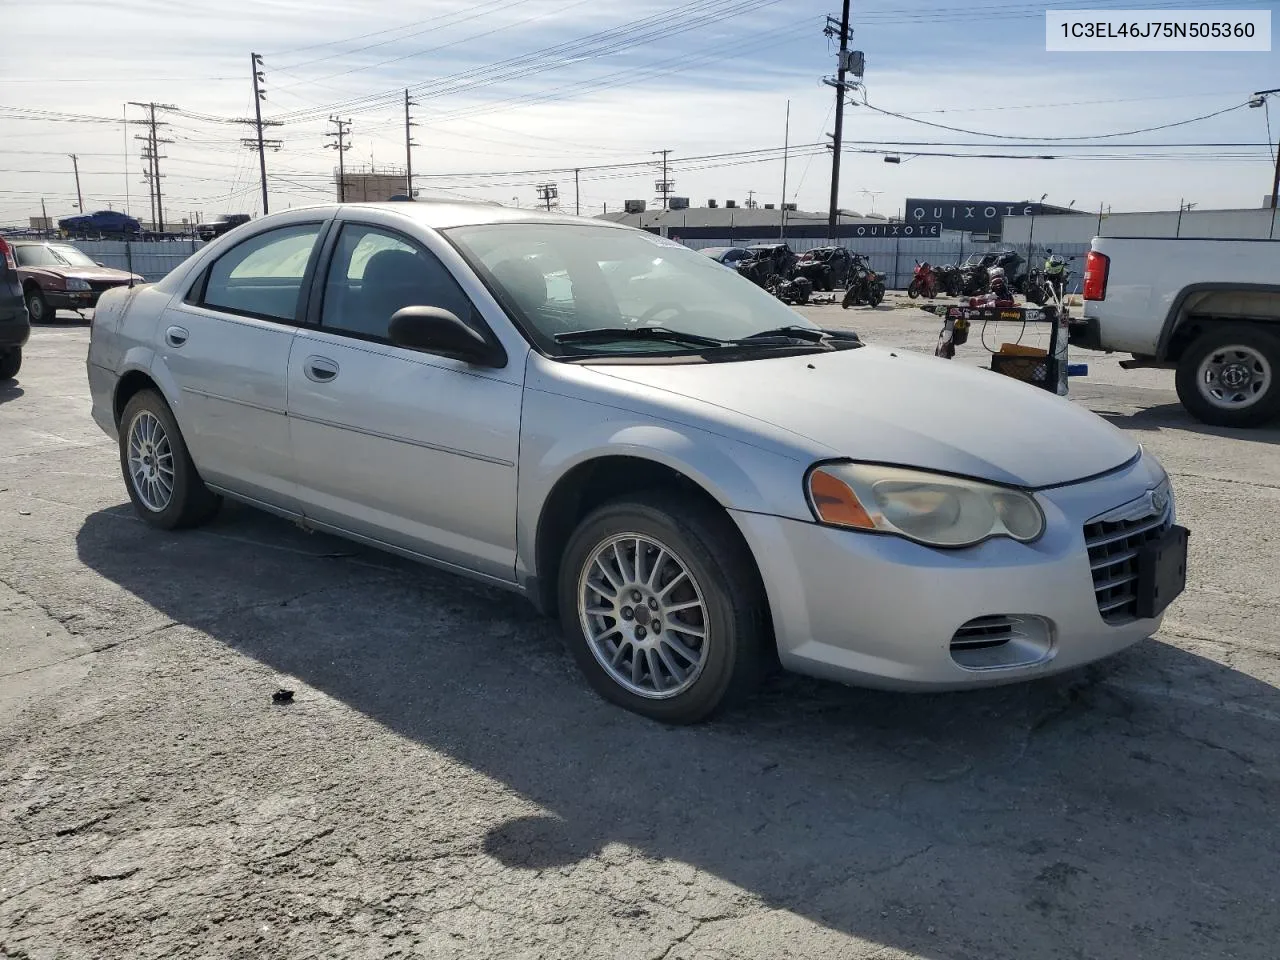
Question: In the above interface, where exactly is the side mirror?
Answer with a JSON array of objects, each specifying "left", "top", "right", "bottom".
[{"left": 388, "top": 306, "right": 504, "bottom": 367}]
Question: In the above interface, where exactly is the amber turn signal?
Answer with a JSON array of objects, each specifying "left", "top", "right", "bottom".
[{"left": 808, "top": 468, "right": 874, "bottom": 529}]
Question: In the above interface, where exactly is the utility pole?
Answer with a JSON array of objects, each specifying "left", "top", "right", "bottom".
[
  {"left": 1252, "top": 88, "right": 1280, "bottom": 208},
  {"left": 326, "top": 117, "right": 353, "bottom": 202},
  {"left": 746, "top": 189, "right": 757, "bottom": 209},
  {"left": 250, "top": 54, "right": 271, "bottom": 215},
  {"left": 404, "top": 89, "right": 418, "bottom": 200},
  {"left": 780, "top": 100, "right": 791, "bottom": 240},
  {"left": 129, "top": 102, "right": 175, "bottom": 232},
  {"left": 237, "top": 55, "right": 284, "bottom": 214},
  {"left": 535, "top": 183, "right": 558, "bottom": 211},
  {"left": 69, "top": 154, "right": 84, "bottom": 212},
  {"left": 41, "top": 198, "right": 49, "bottom": 236},
  {"left": 574, "top": 168, "right": 580, "bottom": 216},
  {"left": 824, "top": 0, "right": 855, "bottom": 239},
  {"left": 653, "top": 149, "right": 673, "bottom": 210}
]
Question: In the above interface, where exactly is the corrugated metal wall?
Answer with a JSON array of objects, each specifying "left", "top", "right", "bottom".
[{"left": 73, "top": 239, "right": 203, "bottom": 283}]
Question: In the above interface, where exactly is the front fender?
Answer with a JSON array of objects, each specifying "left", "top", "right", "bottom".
[{"left": 515, "top": 387, "right": 812, "bottom": 584}]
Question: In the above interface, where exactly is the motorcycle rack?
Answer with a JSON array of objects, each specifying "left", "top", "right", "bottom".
[{"left": 920, "top": 302, "right": 1084, "bottom": 397}]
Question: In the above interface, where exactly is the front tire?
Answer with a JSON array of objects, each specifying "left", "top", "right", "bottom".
[
  {"left": 557, "top": 493, "right": 768, "bottom": 724},
  {"left": 0, "top": 348, "right": 20, "bottom": 381},
  {"left": 868, "top": 281, "right": 886, "bottom": 307},
  {"left": 25, "top": 289, "right": 52, "bottom": 323},
  {"left": 1175, "top": 324, "right": 1280, "bottom": 427},
  {"left": 907, "top": 279, "right": 921, "bottom": 299},
  {"left": 119, "top": 390, "right": 221, "bottom": 529}
]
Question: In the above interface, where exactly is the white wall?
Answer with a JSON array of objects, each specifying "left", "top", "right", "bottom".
[{"left": 1003, "top": 207, "right": 1280, "bottom": 246}]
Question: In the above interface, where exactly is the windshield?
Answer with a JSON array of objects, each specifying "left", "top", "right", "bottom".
[
  {"left": 14, "top": 244, "right": 96, "bottom": 268},
  {"left": 445, "top": 222, "right": 821, "bottom": 356}
]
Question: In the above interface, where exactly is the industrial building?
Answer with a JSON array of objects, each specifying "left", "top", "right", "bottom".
[{"left": 335, "top": 165, "right": 414, "bottom": 203}]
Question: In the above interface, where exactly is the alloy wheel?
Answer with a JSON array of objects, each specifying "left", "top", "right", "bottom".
[
  {"left": 126, "top": 411, "right": 176, "bottom": 512},
  {"left": 578, "top": 533, "right": 709, "bottom": 699}
]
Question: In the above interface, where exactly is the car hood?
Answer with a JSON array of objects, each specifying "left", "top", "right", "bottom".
[
  {"left": 586, "top": 346, "right": 1139, "bottom": 488},
  {"left": 49, "top": 266, "right": 138, "bottom": 282}
]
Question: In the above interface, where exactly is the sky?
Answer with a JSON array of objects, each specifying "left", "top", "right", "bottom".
[{"left": 2, "top": 0, "right": 1279, "bottom": 227}]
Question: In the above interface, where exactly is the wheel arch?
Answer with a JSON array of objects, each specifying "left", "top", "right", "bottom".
[
  {"left": 1158, "top": 283, "right": 1280, "bottom": 363},
  {"left": 528, "top": 453, "right": 769, "bottom": 622}
]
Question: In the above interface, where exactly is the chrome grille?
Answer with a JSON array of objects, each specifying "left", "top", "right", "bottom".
[{"left": 1084, "top": 504, "right": 1172, "bottom": 624}]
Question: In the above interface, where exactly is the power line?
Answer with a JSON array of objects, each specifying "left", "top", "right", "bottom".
[{"left": 857, "top": 96, "right": 1251, "bottom": 141}]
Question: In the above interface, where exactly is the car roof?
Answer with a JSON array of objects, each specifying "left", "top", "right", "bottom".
[{"left": 262, "top": 200, "right": 637, "bottom": 232}]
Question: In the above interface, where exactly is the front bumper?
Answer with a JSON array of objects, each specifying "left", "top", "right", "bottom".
[
  {"left": 46, "top": 289, "right": 110, "bottom": 310},
  {"left": 732, "top": 454, "right": 1171, "bottom": 691}
]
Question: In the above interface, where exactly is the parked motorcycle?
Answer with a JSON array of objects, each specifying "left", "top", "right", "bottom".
[
  {"left": 934, "top": 263, "right": 963, "bottom": 297},
  {"left": 841, "top": 255, "right": 886, "bottom": 308},
  {"left": 907, "top": 260, "right": 939, "bottom": 299}
]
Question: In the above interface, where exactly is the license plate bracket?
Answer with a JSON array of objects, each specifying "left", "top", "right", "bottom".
[{"left": 1135, "top": 524, "right": 1189, "bottom": 620}]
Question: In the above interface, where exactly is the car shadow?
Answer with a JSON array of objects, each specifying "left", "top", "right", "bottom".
[
  {"left": 75, "top": 504, "right": 1279, "bottom": 959},
  {"left": 1099, "top": 403, "right": 1280, "bottom": 444},
  {"left": 32, "top": 311, "right": 92, "bottom": 327}
]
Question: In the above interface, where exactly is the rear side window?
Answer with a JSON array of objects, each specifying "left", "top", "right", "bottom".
[{"left": 199, "top": 224, "right": 323, "bottom": 322}]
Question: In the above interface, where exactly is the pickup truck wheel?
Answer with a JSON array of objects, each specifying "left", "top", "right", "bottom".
[
  {"left": 119, "top": 390, "right": 221, "bottom": 529},
  {"left": 0, "top": 348, "right": 20, "bottom": 381},
  {"left": 557, "top": 493, "right": 767, "bottom": 724},
  {"left": 1176, "top": 325, "right": 1280, "bottom": 427}
]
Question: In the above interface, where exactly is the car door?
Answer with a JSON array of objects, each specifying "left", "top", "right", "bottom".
[
  {"left": 158, "top": 219, "right": 328, "bottom": 512},
  {"left": 286, "top": 216, "right": 523, "bottom": 582}
]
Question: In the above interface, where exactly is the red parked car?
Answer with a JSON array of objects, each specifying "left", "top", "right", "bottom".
[{"left": 9, "top": 240, "right": 143, "bottom": 322}]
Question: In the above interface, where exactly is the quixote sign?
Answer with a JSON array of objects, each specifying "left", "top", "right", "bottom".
[
  {"left": 905, "top": 198, "right": 1070, "bottom": 235},
  {"left": 850, "top": 221, "right": 941, "bottom": 239}
]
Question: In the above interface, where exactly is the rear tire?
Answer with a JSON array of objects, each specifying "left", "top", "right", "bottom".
[
  {"left": 119, "top": 389, "right": 222, "bottom": 529},
  {"left": 557, "top": 492, "right": 769, "bottom": 724},
  {"left": 0, "top": 348, "right": 20, "bottom": 381},
  {"left": 1175, "top": 324, "right": 1280, "bottom": 427}
]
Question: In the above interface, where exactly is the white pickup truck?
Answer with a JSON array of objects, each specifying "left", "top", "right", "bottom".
[{"left": 1075, "top": 236, "right": 1280, "bottom": 427}]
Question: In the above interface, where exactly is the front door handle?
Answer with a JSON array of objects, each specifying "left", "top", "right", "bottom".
[
  {"left": 164, "top": 325, "right": 189, "bottom": 348},
  {"left": 303, "top": 356, "right": 339, "bottom": 383}
]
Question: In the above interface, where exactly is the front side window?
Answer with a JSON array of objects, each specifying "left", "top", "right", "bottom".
[
  {"left": 200, "top": 223, "right": 323, "bottom": 322},
  {"left": 320, "top": 223, "right": 475, "bottom": 340},
  {"left": 445, "top": 222, "right": 820, "bottom": 356}
]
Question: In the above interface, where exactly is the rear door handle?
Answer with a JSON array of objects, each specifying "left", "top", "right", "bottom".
[
  {"left": 303, "top": 356, "right": 339, "bottom": 383},
  {"left": 164, "top": 325, "right": 188, "bottom": 347}
]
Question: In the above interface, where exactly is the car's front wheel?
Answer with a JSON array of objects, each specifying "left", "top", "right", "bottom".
[
  {"left": 0, "top": 348, "right": 20, "bottom": 381},
  {"left": 1175, "top": 324, "right": 1280, "bottom": 427},
  {"left": 25, "top": 289, "right": 52, "bottom": 323},
  {"left": 557, "top": 493, "right": 768, "bottom": 724},
  {"left": 119, "top": 390, "right": 221, "bottom": 529}
]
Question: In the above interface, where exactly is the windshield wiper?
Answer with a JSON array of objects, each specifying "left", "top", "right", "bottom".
[
  {"left": 733, "top": 325, "right": 863, "bottom": 347},
  {"left": 554, "top": 326, "right": 727, "bottom": 348}
]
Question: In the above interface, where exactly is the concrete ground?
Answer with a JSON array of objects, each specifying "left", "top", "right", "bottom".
[{"left": 2, "top": 302, "right": 1278, "bottom": 960}]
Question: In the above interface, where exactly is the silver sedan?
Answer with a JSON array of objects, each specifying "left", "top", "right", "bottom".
[{"left": 86, "top": 201, "right": 1186, "bottom": 723}]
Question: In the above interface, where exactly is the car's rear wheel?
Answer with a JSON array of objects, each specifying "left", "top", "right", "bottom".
[
  {"left": 557, "top": 493, "right": 768, "bottom": 724},
  {"left": 25, "top": 289, "right": 52, "bottom": 323},
  {"left": 1175, "top": 324, "right": 1280, "bottom": 427},
  {"left": 119, "top": 390, "right": 221, "bottom": 529},
  {"left": 0, "top": 348, "right": 20, "bottom": 381}
]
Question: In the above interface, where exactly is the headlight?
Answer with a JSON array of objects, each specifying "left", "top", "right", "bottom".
[
  {"left": 806, "top": 462, "right": 1045, "bottom": 548},
  {"left": 64, "top": 278, "right": 91, "bottom": 291}
]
